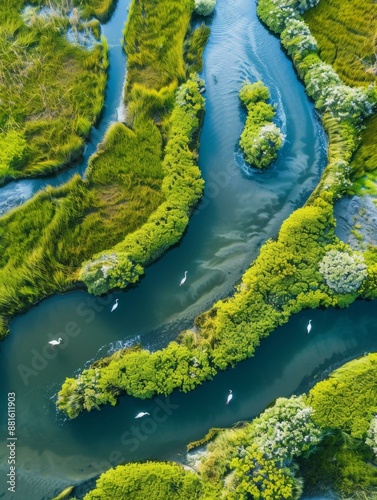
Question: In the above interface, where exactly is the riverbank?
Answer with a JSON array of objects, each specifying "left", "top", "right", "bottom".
[
  {"left": 0, "top": 0, "right": 209, "bottom": 338},
  {"left": 57, "top": 0, "right": 377, "bottom": 419},
  {"left": 73, "top": 353, "right": 377, "bottom": 499}
]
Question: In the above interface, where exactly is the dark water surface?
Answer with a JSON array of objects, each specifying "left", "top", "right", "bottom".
[{"left": 1, "top": 0, "right": 370, "bottom": 498}]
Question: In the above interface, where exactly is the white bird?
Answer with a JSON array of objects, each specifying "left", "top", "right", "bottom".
[
  {"left": 48, "top": 337, "right": 63, "bottom": 349},
  {"left": 307, "top": 319, "right": 312, "bottom": 335},
  {"left": 226, "top": 390, "right": 233, "bottom": 405},
  {"left": 111, "top": 299, "right": 119, "bottom": 312},
  {"left": 135, "top": 412, "right": 150, "bottom": 419},
  {"left": 179, "top": 271, "right": 188, "bottom": 286}
]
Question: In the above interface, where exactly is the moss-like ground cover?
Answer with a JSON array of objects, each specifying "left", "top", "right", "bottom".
[
  {"left": 0, "top": 0, "right": 209, "bottom": 338},
  {"left": 0, "top": 0, "right": 115, "bottom": 184},
  {"left": 57, "top": 0, "right": 377, "bottom": 419}
]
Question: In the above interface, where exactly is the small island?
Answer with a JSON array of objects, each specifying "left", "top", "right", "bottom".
[{"left": 239, "top": 81, "right": 284, "bottom": 169}]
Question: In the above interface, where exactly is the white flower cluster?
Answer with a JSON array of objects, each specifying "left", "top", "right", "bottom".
[
  {"left": 194, "top": 0, "right": 216, "bottom": 16},
  {"left": 281, "top": 19, "right": 318, "bottom": 57},
  {"left": 243, "top": 123, "right": 285, "bottom": 168},
  {"left": 366, "top": 415, "right": 377, "bottom": 457},
  {"left": 319, "top": 249, "right": 367, "bottom": 294},
  {"left": 250, "top": 396, "right": 321, "bottom": 463},
  {"left": 304, "top": 62, "right": 374, "bottom": 121},
  {"left": 260, "top": 0, "right": 320, "bottom": 33}
]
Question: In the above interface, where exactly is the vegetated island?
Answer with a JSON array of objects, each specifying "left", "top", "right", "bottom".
[
  {"left": 57, "top": 0, "right": 377, "bottom": 419},
  {"left": 0, "top": 0, "right": 210, "bottom": 338},
  {"left": 239, "top": 80, "right": 284, "bottom": 169},
  {"left": 61, "top": 353, "right": 377, "bottom": 499},
  {"left": 0, "top": 0, "right": 114, "bottom": 185}
]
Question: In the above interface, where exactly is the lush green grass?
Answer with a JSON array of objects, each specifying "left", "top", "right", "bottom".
[
  {"left": 0, "top": 0, "right": 112, "bottom": 184},
  {"left": 299, "top": 353, "right": 377, "bottom": 497},
  {"left": 304, "top": 0, "right": 377, "bottom": 87},
  {"left": 306, "top": 353, "right": 377, "bottom": 438},
  {"left": 30, "top": 0, "right": 116, "bottom": 21},
  {"left": 124, "top": 0, "right": 192, "bottom": 92}
]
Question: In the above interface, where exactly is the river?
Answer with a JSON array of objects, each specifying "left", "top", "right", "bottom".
[{"left": 1, "top": 0, "right": 371, "bottom": 498}]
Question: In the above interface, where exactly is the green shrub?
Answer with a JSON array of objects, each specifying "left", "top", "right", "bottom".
[
  {"left": 228, "top": 444, "right": 298, "bottom": 500},
  {"left": 306, "top": 353, "right": 377, "bottom": 438},
  {"left": 248, "top": 396, "right": 321, "bottom": 463},
  {"left": 239, "top": 81, "right": 284, "bottom": 169},
  {"left": 84, "top": 462, "right": 203, "bottom": 499}
]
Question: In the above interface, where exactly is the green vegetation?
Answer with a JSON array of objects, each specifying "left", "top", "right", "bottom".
[
  {"left": 57, "top": 0, "right": 377, "bottom": 419},
  {"left": 303, "top": 0, "right": 377, "bottom": 203},
  {"left": 196, "top": 357, "right": 377, "bottom": 498},
  {"left": 299, "top": 353, "right": 377, "bottom": 497},
  {"left": 83, "top": 462, "right": 203, "bottom": 500},
  {"left": 0, "top": 0, "right": 111, "bottom": 184},
  {"left": 303, "top": 0, "right": 377, "bottom": 87},
  {"left": 29, "top": 0, "right": 116, "bottom": 22},
  {"left": 239, "top": 81, "right": 284, "bottom": 169},
  {"left": 0, "top": 0, "right": 209, "bottom": 338},
  {"left": 306, "top": 353, "right": 377, "bottom": 438},
  {"left": 187, "top": 427, "right": 225, "bottom": 452},
  {"left": 194, "top": 0, "right": 216, "bottom": 17},
  {"left": 319, "top": 248, "right": 367, "bottom": 293},
  {"left": 80, "top": 355, "right": 377, "bottom": 498},
  {"left": 81, "top": 77, "right": 205, "bottom": 295}
]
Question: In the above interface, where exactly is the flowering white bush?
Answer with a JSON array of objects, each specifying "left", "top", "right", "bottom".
[
  {"left": 249, "top": 396, "right": 321, "bottom": 463},
  {"left": 281, "top": 19, "right": 318, "bottom": 58},
  {"left": 257, "top": 0, "right": 320, "bottom": 34},
  {"left": 194, "top": 0, "right": 216, "bottom": 16},
  {"left": 366, "top": 416, "right": 377, "bottom": 458},
  {"left": 303, "top": 61, "right": 374, "bottom": 122},
  {"left": 241, "top": 123, "right": 284, "bottom": 168},
  {"left": 319, "top": 249, "right": 367, "bottom": 293}
]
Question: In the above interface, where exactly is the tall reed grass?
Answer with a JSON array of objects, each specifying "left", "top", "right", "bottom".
[{"left": 0, "top": 1, "right": 109, "bottom": 184}]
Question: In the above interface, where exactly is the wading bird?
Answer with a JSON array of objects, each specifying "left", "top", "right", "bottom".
[
  {"left": 226, "top": 390, "right": 233, "bottom": 405},
  {"left": 48, "top": 338, "right": 63, "bottom": 349},
  {"left": 307, "top": 319, "right": 312, "bottom": 334},
  {"left": 111, "top": 299, "right": 119, "bottom": 312},
  {"left": 135, "top": 412, "right": 150, "bottom": 419},
  {"left": 179, "top": 271, "right": 188, "bottom": 286}
]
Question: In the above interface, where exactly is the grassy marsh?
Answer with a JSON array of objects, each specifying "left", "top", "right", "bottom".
[
  {"left": 0, "top": 0, "right": 209, "bottom": 337},
  {"left": 0, "top": 0, "right": 113, "bottom": 184}
]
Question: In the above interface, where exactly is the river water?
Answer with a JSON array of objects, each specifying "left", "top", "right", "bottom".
[{"left": 1, "top": 0, "right": 374, "bottom": 498}]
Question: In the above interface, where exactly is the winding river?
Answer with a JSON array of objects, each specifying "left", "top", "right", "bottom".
[{"left": 0, "top": 0, "right": 374, "bottom": 499}]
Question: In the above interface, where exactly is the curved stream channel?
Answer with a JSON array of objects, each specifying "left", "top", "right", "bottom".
[{"left": 1, "top": 0, "right": 375, "bottom": 498}]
